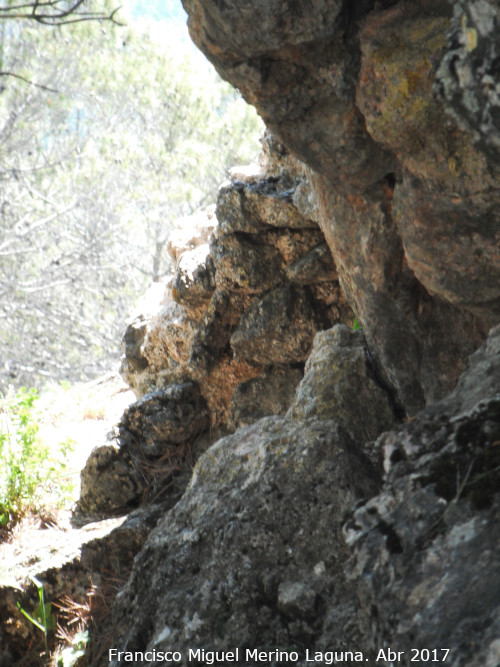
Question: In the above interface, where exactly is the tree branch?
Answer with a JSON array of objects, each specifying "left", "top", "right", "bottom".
[
  {"left": 0, "top": 1, "right": 124, "bottom": 26},
  {"left": 0, "top": 71, "right": 60, "bottom": 93}
]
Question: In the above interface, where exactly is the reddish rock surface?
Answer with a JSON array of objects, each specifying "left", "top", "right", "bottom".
[{"left": 182, "top": 0, "right": 499, "bottom": 414}]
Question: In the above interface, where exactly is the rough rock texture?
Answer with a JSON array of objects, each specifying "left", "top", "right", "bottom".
[
  {"left": 230, "top": 366, "right": 303, "bottom": 429},
  {"left": 182, "top": 0, "right": 499, "bottom": 415},
  {"left": 109, "top": 324, "right": 499, "bottom": 667},
  {"left": 288, "top": 325, "right": 397, "bottom": 444},
  {"left": 108, "top": 322, "right": 396, "bottom": 660},
  {"left": 231, "top": 286, "right": 319, "bottom": 365},
  {"left": 121, "top": 135, "right": 353, "bottom": 428},
  {"left": 119, "top": 383, "right": 208, "bottom": 456},
  {"left": 77, "top": 384, "right": 209, "bottom": 517},
  {"left": 436, "top": 0, "right": 500, "bottom": 163},
  {"left": 90, "top": 139, "right": 353, "bottom": 518},
  {"left": 60, "top": 3, "right": 500, "bottom": 664},
  {"left": 111, "top": 417, "right": 382, "bottom": 665},
  {"left": 345, "top": 324, "right": 500, "bottom": 666}
]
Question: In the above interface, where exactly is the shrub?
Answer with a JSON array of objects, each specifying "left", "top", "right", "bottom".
[{"left": 0, "top": 387, "right": 74, "bottom": 527}]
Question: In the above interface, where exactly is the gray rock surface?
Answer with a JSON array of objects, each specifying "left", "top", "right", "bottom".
[
  {"left": 345, "top": 324, "right": 500, "bottom": 667},
  {"left": 288, "top": 325, "right": 397, "bottom": 443},
  {"left": 182, "top": 0, "right": 498, "bottom": 415},
  {"left": 108, "top": 325, "right": 499, "bottom": 667},
  {"left": 111, "top": 417, "right": 381, "bottom": 664},
  {"left": 436, "top": 0, "right": 500, "bottom": 163},
  {"left": 77, "top": 383, "right": 209, "bottom": 517},
  {"left": 119, "top": 383, "right": 209, "bottom": 456},
  {"left": 71, "top": 4, "right": 500, "bottom": 661},
  {"left": 173, "top": 244, "right": 215, "bottom": 306},
  {"left": 230, "top": 366, "right": 303, "bottom": 428},
  {"left": 78, "top": 442, "right": 142, "bottom": 515},
  {"left": 230, "top": 286, "right": 319, "bottom": 365}
]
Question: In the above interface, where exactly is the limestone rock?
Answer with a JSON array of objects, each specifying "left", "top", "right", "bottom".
[
  {"left": 216, "top": 174, "right": 316, "bottom": 236},
  {"left": 285, "top": 243, "right": 337, "bottom": 285},
  {"left": 436, "top": 0, "right": 500, "bottom": 163},
  {"left": 111, "top": 417, "right": 381, "bottom": 663},
  {"left": 345, "top": 324, "right": 500, "bottom": 666},
  {"left": 121, "top": 137, "right": 352, "bottom": 429},
  {"left": 173, "top": 244, "right": 215, "bottom": 307},
  {"left": 230, "top": 286, "right": 318, "bottom": 365},
  {"left": 258, "top": 131, "right": 320, "bottom": 224},
  {"left": 122, "top": 316, "right": 148, "bottom": 375},
  {"left": 288, "top": 325, "right": 397, "bottom": 443},
  {"left": 76, "top": 380, "right": 210, "bottom": 517},
  {"left": 356, "top": 9, "right": 500, "bottom": 318},
  {"left": 121, "top": 280, "right": 203, "bottom": 396},
  {"left": 78, "top": 442, "right": 142, "bottom": 515},
  {"left": 182, "top": 0, "right": 499, "bottom": 416},
  {"left": 105, "top": 322, "right": 499, "bottom": 667},
  {"left": 230, "top": 366, "right": 303, "bottom": 428},
  {"left": 211, "top": 232, "right": 285, "bottom": 294},
  {"left": 121, "top": 282, "right": 171, "bottom": 382},
  {"left": 119, "top": 382, "right": 208, "bottom": 456}
]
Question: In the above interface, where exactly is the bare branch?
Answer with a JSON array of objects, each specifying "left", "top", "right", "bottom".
[
  {"left": 0, "top": 1, "right": 124, "bottom": 26},
  {"left": 0, "top": 71, "right": 59, "bottom": 93},
  {"left": 17, "top": 278, "right": 74, "bottom": 293}
]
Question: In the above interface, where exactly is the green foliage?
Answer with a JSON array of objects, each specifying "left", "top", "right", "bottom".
[
  {"left": 0, "top": 11, "right": 264, "bottom": 390},
  {"left": 352, "top": 318, "right": 361, "bottom": 331},
  {"left": 17, "top": 576, "right": 56, "bottom": 653},
  {"left": 0, "top": 387, "right": 74, "bottom": 526}
]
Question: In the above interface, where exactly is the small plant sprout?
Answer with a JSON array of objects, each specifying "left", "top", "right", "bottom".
[{"left": 17, "top": 575, "right": 56, "bottom": 652}]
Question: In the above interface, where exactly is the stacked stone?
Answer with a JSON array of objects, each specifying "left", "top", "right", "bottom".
[{"left": 121, "top": 135, "right": 353, "bottom": 432}]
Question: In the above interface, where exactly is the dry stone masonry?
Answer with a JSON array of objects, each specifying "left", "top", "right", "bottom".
[
  {"left": 103, "top": 1, "right": 500, "bottom": 664},
  {"left": 4, "top": 2, "right": 500, "bottom": 665}
]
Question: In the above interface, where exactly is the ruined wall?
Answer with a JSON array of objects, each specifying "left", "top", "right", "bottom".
[
  {"left": 181, "top": 0, "right": 500, "bottom": 415},
  {"left": 70, "top": 3, "right": 500, "bottom": 665}
]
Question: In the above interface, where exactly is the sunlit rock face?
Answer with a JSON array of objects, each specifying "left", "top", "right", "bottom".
[
  {"left": 182, "top": 0, "right": 499, "bottom": 415},
  {"left": 121, "top": 134, "right": 353, "bottom": 430},
  {"left": 102, "top": 3, "right": 500, "bottom": 663},
  {"left": 110, "top": 324, "right": 500, "bottom": 667}
]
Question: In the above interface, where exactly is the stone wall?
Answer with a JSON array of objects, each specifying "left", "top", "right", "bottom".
[
  {"left": 75, "top": 3, "right": 500, "bottom": 664},
  {"left": 121, "top": 133, "right": 354, "bottom": 431},
  {"left": 181, "top": 0, "right": 500, "bottom": 415}
]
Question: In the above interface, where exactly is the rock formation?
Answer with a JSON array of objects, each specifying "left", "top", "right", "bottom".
[
  {"left": 110, "top": 323, "right": 500, "bottom": 667},
  {"left": 182, "top": 0, "right": 499, "bottom": 415},
  {"left": 5, "top": 2, "right": 500, "bottom": 665},
  {"left": 120, "top": 135, "right": 354, "bottom": 425},
  {"left": 78, "top": 135, "right": 354, "bottom": 517},
  {"left": 103, "top": 2, "right": 500, "bottom": 665}
]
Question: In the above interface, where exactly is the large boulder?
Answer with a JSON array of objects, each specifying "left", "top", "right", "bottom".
[
  {"left": 288, "top": 325, "right": 397, "bottom": 444},
  {"left": 181, "top": 0, "right": 499, "bottom": 415},
  {"left": 111, "top": 417, "right": 381, "bottom": 664}
]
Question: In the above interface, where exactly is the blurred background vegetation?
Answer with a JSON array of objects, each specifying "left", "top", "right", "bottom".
[{"left": 0, "top": 0, "right": 264, "bottom": 392}]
